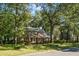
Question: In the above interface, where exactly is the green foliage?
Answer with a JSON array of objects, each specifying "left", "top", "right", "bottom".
[
  {"left": 0, "top": 3, "right": 32, "bottom": 45},
  {"left": 14, "top": 45, "right": 21, "bottom": 50},
  {"left": 0, "top": 3, "right": 79, "bottom": 46}
]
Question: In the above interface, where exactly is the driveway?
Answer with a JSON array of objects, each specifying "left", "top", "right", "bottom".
[{"left": 21, "top": 48, "right": 79, "bottom": 56}]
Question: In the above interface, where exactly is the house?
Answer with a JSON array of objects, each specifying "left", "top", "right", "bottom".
[{"left": 25, "top": 27, "right": 50, "bottom": 44}]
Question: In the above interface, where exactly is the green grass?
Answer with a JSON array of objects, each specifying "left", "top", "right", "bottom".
[
  {"left": 0, "top": 48, "right": 36, "bottom": 56},
  {"left": 0, "top": 42, "right": 79, "bottom": 56},
  {"left": 0, "top": 44, "right": 54, "bottom": 56}
]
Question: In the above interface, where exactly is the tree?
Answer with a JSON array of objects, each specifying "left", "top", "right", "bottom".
[
  {"left": 35, "top": 4, "right": 61, "bottom": 42},
  {"left": 0, "top": 3, "right": 32, "bottom": 45}
]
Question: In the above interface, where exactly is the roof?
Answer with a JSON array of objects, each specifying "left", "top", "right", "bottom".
[
  {"left": 26, "top": 27, "right": 50, "bottom": 38},
  {"left": 26, "top": 27, "right": 45, "bottom": 33}
]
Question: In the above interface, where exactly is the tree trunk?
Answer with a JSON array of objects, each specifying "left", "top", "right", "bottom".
[
  {"left": 49, "top": 24, "right": 53, "bottom": 43},
  {"left": 48, "top": 15, "right": 54, "bottom": 43},
  {"left": 14, "top": 4, "right": 19, "bottom": 46},
  {"left": 0, "top": 37, "right": 3, "bottom": 46},
  {"left": 60, "top": 30, "right": 63, "bottom": 40},
  {"left": 76, "top": 35, "right": 78, "bottom": 42},
  {"left": 36, "top": 38, "right": 38, "bottom": 44},
  {"left": 66, "top": 29, "right": 70, "bottom": 42},
  {"left": 0, "top": 40, "right": 3, "bottom": 46},
  {"left": 15, "top": 37, "right": 17, "bottom": 45}
]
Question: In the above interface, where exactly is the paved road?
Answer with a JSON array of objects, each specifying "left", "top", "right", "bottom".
[{"left": 21, "top": 50, "right": 79, "bottom": 56}]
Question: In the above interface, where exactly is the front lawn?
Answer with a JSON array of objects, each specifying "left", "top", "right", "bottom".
[
  {"left": 0, "top": 44, "right": 53, "bottom": 56},
  {"left": 0, "top": 42, "right": 79, "bottom": 56}
]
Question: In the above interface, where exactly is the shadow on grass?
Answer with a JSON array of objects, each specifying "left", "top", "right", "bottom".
[
  {"left": 31, "top": 43, "right": 79, "bottom": 52},
  {"left": 0, "top": 44, "right": 25, "bottom": 50},
  {"left": 0, "top": 43, "right": 79, "bottom": 52}
]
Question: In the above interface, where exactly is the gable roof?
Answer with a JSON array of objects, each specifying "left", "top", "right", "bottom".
[
  {"left": 26, "top": 27, "right": 45, "bottom": 33},
  {"left": 26, "top": 27, "right": 50, "bottom": 38}
]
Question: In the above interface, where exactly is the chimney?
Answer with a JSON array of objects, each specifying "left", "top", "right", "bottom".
[{"left": 39, "top": 27, "right": 42, "bottom": 29}]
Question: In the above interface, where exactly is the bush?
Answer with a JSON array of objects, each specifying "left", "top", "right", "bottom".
[
  {"left": 54, "top": 40, "right": 66, "bottom": 44},
  {"left": 14, "top": 45, "right": 21, "bottom": 50}
]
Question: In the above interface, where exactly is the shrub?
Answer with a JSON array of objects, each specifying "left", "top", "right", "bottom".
[{"left": 14, "top": 45, "right": 21, "bottom": 50}]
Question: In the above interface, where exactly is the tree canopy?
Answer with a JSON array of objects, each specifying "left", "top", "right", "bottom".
[{"left": 0, "top": 3, "right": 79, "bottom": 45}]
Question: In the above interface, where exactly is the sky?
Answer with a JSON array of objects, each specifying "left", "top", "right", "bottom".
[
  {"left": 0, "top": 3, "right": 41, "bottom": 16},
  {"left": 29, "top": 4, "right": 41, "bottom": 16}
]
